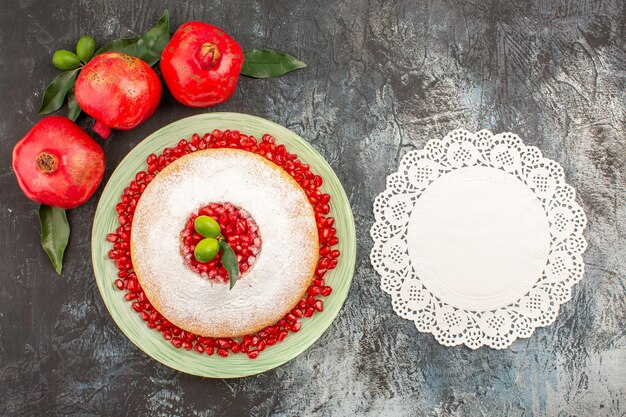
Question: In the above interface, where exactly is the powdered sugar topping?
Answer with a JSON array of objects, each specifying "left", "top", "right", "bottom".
[{"left": 130, "top": 149, "right": 319, "bottom": 337}]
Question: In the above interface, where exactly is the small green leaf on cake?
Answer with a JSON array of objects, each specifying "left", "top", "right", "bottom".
[{"left": 219, "top": 240, "right": 239, "bottom": 290}]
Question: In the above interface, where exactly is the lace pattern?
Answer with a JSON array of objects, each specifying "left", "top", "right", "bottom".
[{"left": 370, "top": 129, "right": 587, "bottom": 349}]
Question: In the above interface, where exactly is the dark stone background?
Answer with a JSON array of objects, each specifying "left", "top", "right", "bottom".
[{"left": 0, "top": 0, "right": 624, "bottom": 416}]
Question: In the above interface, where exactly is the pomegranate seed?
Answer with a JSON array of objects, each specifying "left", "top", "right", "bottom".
[
  {"left": 247, "top": 351, "right": 259, "bottom": 359},
  {"left": 126, "top": 279, "right": 139, "bottom": 292},
  {"left": 314, "top": 300, "right": 324, "bottom": 312},
  {"left": 257, "top": 340, "right": 266, "bottom": 351},
  {"left": 205, "top": 346, "right": 215, "bottom": 355},
  {"left": 171, "top": 338, "right": 182, "bottom": 348},
  {"left": 217, "top": 339, "right": 231, "bottom": 349},
  {"left": 124, "top": 293, "right": 137, "bottom": 301},
  {"left": 114, "top": 279, "right": 124, "bottom": 290},
  {"left": 321, "top": 286, "right": 333, "bottom": 296},
  {"left": 106, "top": 233, "right": 118, "bottom": 242},
  {"left": 304, "top": 306, "right": 315, "bottom": 317},
  {"left": 308, "top": 286, "right": 321, "bottom": 296},
  {"left": 163, "top": 330, "right": 172, "bottom": 340},
  {"left": 290, "top": 322, "right": 302, "bottom": 332},
  {"left": 217, "top": 349, "right": 228, "bottom": 357},
  {"left": 195, "top": 343, "right": 205, "bottom": 353},
  {"left": 182, "top": 341, "right": 193, "bottom": 350}
]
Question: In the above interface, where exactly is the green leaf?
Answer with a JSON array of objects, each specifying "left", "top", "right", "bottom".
[
  {"left": 95, "top": 10, "right": 170, "bottom": 66},
  {"left": 67, "top": 88, "right": 81, "bottom": 121},
  {"left": 219, "top": 240, "right": 239, "bottom": 290},
  {"left": 38, "top": 205, "right": 70, "bottom": 275},
  {"left": 241, "top": 49, "right": 307, "bottom": 79},
  {"left": 38, "top": 69, "right": 79, "bottom": 115}
]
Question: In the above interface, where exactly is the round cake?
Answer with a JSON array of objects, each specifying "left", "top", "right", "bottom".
[{"left": 130, "top": 148, "right": 319, "bottom": 338}]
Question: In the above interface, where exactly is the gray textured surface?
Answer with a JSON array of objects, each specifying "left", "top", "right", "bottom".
[{"left": 1, "top": 0, "right": 624, "bottom": 416}]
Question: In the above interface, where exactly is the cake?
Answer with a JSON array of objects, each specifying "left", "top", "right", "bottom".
[{"left": 130, "top": 148, "right": 319, "bottom": 338}]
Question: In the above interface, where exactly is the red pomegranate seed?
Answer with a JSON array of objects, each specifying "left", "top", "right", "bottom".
[
  {"left": 257, "top": 340, "right": 266, "bottom": 351},
  {"left": 304, "top": 306, "right": 315, "bottom": 317},
  {"left": 217, "top": 338, "right": 231, "bottom": 349},
  {"left": 205, "top": 346, "right": 215, "bottom": 355},
  {"left": 290, "top": 322, "right": 302, "bottom": 332},
  {"left": 163, "top": 330, "right": 173, "bottom": 340},
  {"left": 232, "top": 343, "right": 240, "bottom": 354},
  {"left": 217, "top": 349, "right": 228, "bottom": 357},
  {"left": 106, "top": 233, "right": 118, "bottom": 242},
  {"left": 314, "top": 300, "right": 324, "bottom": 312},
  {"left": 124, "top": 292, "right": 137, "bottom": 301},
  {"left": 308, "top": 286, "right": 321, "bottom": 296},
  {"left": 182, "top": 341, "right": 193, "bottom": 350},
  {"left": 321, "top": 286, "right": 333, "bottom": 296},
  {"left": 171, "top": 338, "right": 182, "bottom": 348},
  {"left": 195, "top": 343, "right": 205, "bottom": 353},
  {"left": 247, "top": 351, "right": 259, "bottom": 359},
  {"left": 126, "top": 279, "right": 139, "bottom": 292},
  {"left": 114, "top": 279, "right": 124, "bottom": 290}
]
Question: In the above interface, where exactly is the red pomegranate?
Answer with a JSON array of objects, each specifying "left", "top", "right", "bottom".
[
  {"left": 160, "top": 22, "right": 243, "bottom": 107},
  {"left": 12, "top": 116, "right": 105, "bottom": 209},
  {"left": 75, "top": 52, "right": 162, "bottom": 138}
]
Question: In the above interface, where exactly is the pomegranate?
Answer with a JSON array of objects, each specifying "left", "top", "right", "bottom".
[
  {"left": 12, "top": 116, "right": 105, "bottom": 209},
  {"left": 160, "top": 22, "right": 243, "bottom": 107},
  {"left": 75, "top": 52, "right": 162, "bottom": 138}
]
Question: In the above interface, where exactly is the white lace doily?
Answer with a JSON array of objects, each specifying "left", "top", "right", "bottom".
[{"left": 370, "top": 129, "right": 587, "bottom": 349}]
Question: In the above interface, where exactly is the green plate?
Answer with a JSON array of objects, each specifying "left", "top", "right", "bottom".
[{"left": 91, "top": 113, "right": 356, "bottom": 378}]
